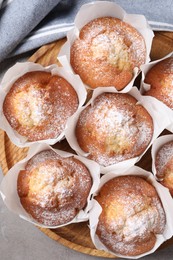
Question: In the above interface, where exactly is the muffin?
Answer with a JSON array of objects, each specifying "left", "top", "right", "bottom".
[
  {"left": 3, "top": 71, "right": 79, "bottom": 142},
  {"left": 75, "top": 92, "right": 153, "bottom": 166},
  {"left": 95, "top": 175, "right": 166, "bottom": 256},
  {"left": 70, "top": 17, "right": 146, "bottom": 90},
  {"left": 155, "top": 140, "right": 173, "bottom": 195},
  {"left": 17, "top": 149, "right": 92, "bottom": 226},
  {"left": 144, "top": 57, "right": 173, "bottom": 109}
]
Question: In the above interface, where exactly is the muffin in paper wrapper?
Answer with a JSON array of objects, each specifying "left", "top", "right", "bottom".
[
  {"left": 151, "top": 134, "right": 173, "bottom": 182},
  {"left": 58, "top": 1, "right": 154, "bottom": 92},
  {"left": 0, "top": 62, "right": 87, "bottom": 147},
  {"left": 89, "top": 166, "right": 173, "bottom": 259},
  {"left": 140, "top": 51, "right": 173, "bottom": 132},
  {"left": 65, "top": 86, "right": 171, "bottom": 174},
  {"left": 0, "top": 143, "right": 100, "bottom": 229}
]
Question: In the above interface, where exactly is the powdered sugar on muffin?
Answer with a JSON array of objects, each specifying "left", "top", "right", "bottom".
[{"left": 76, "top": 92, "right": 153, "bottom": 166}]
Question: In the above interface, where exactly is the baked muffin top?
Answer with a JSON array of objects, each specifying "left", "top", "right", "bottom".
[
  {"left": 96, "top": 175, "right": 166, "bottom": 256},
  {"left": 71, "top": 17, "right": 146, "bottom": 90},
  {"left": 17, "top": 150, "right": 92, "bottom": 226},
  {"left": 155, "top": 140, "right": 173, "bottom": 195},
  {"left": 3, "top": 71, "right": 79, "bottom": 141},
  {"left": 76, "top": 92, "right": 153, "bottom": 166},
  {"left": 144, "top": 57, "right": 173, "bottom": 109}
]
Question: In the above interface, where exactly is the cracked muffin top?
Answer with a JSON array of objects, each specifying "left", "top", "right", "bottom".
[
  {"left": 71, "top": 17, "right": 146, "bottom": 90},
  {"left": 17, "top": 149, "right": 92, "bottom": 226},
  {"left": 3, "top": 71, "right": 79, "bottom": 142},
  {"left": 75, "top": 92, "right": 153, "bottom": 166},
  {"left": 95, "top": 175, "right": 166, "bottom": 256}
]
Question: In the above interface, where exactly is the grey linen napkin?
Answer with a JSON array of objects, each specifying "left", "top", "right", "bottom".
[{"left": 0, "top": 0, "right": 173, "bottom": 63}]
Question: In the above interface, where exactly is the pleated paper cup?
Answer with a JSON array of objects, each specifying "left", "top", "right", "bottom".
[
  {"left": 89, "top": 166, "right": 173, "bottom": 259},
  {"left": 65, "top": 86, "right": 171, "bottom": 174},
  {"left": 151, "top": 134, "right": 173, "bottom": 176},
  {"left": 0, "top": 143, "right": 100, "bottom": 229},
  {"left": 0, "top": 62, "right": 87, "bottom": 147},
  {"left": 140, "top": 51, "right": 173, "bottom": 132},
  {"left": 58, "top": 1, "right": 154, "bottom": 92}
]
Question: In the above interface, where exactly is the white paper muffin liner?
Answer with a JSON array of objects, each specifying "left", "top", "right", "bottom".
[
  {"left": 151, "top": 134, "right": 173, "bottom": 180},
  {"left": 89, "top": 166, "right": 173, "bottom": 259},
  {"left": 65, "top": 86, "right": 171, "bottom": 174},
  {"left": 0, "top": 62, "right": 87, "bottom": 147},
  {"left": 0, "top": 143, "right": 100, "bottom": 229},
  {"left": 58, "top": 1, "right": 154, "bottom": 92},
  {"left": 140, "top": 51, "right": 173, "bottom": 132}
]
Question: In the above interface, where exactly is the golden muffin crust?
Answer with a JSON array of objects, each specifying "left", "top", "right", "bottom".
[
  {"left": 155, "top": 140, "right": 173, "bottom": 195},
  {"left": 3, "top": 71, "right": 79, "bottom": 141},
  {"left": 76, "top": 93, "right": 153, "bottom": 166},
  {"left": 144, "top": 57, "right": 173, "bottom": 109},
  {"left": 17, "top": 150, "right": 92, "bottom": 226},
  {"left": 71, "top": 17, "right": 146, "bottom": 90},
  {"left": 96, "top": 176, "right": 166, "bottom": 256}
]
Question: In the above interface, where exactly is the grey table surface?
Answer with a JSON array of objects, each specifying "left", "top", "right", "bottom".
[{"left": 0, "top": 52, "right": 173, "bottom": 260}]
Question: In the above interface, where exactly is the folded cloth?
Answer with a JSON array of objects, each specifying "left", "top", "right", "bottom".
[
  {"left": 0, "top": 0, "right": 173, "bottom": 63},
  {"left": 0, "top": 0, "right": 3, "bottom": 8}
]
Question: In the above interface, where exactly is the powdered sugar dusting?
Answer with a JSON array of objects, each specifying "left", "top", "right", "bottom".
[
  {"left": 18, "top": 150, "right": 92, "bottom": 226},
  {"left": 76, "top": 93, "right": 153, "bottom": 166},
  {"left": 13, "top": 86, "right": 52, "bottom": 126},
  {"left": 71, "top": 17, "right": 146, "bottom": 89},
  {"left": 96, "top": 176, "right": 166, "bottom": 256},
  {"left": 156, "top": 141, "right": 173, "bottom": 178},
  {"left": 91, "top": 32, "right": 131, "bottom": 70},
  {"left": 3, "top": 72, "right": 79, "bottom": 141}
]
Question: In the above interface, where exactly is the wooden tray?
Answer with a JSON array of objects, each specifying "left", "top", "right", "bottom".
[{"left": 0, "top": 31, "right": 173, "bottom": 258}]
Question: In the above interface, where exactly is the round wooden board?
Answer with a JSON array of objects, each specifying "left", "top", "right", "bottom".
[{"left": 0, "top": 31, "right": 173, "bottom": 258}]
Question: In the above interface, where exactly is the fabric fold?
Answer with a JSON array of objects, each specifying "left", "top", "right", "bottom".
[
  {"left": 0, "top": 0, "right": 61, "bottom": 62},
  {"left": 0, "top": 0, "right": 172, "bottom": 63}
]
